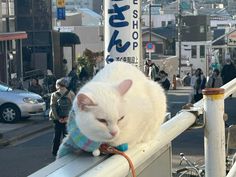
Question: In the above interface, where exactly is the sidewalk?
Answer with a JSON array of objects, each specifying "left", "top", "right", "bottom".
[{"left": 0, "top": 116, "right": 53, "bottom": 147}]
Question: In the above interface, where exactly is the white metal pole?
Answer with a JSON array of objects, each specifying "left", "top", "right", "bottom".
[
  {"left": 203, "top": 88, "right": 226, "bottom": 177},
  {"left": 226, "top": 160, "right": 236, "bottom": 177}
]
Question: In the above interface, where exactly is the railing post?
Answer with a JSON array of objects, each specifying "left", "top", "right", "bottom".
[{"left": 203, "top": 88, "right": 226, "bottom": 177}]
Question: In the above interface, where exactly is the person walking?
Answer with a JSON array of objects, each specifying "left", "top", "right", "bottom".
[
  {"left": 158, "top": 70, "right": 171, "bottom": 91},
  {"left": 68, "top": 66, "right": 79, "bottom": 94},
  {"left": 193, "top": 68, "right": 206, "bottom": 103},
  {"left": 206, "top": 69, "right": 223, "bottom": 88},
  {"left": 49, "top": 78, "right": 75, "bottom": 157},
  {"left": 43, "top": 69, "right": 56, "bottom": 94},
  {"left": 144, "top": 59, "right": 159, "bottom": 81},
  {"left": 182, "top": 73, "right": 191, "bottom": 86},
  {"left": 221, "top": 58, "right": 236, "bottom": 85}
]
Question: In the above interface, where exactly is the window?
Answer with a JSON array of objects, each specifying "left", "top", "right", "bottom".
[
  {"left": 191, "top": 45, "right": 197, "bottom": 58},
  {"left": 167, "top": 21, "right": 172, "bottom": 25},
  {"left": 161, "top": 21, "right": 166, "bottom": 27},
  {"left": 200, "top": 45, "right": 205, "bottom": 58},
  {"left": 200, "top": 26, "right": 205, "bottom": 33}
]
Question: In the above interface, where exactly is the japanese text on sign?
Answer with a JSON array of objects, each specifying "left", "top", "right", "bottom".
[{"left": 104, "top": 0, "right": 140, "bottom": 66}]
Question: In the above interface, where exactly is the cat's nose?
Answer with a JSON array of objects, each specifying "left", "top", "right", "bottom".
[{"left": 110, "top": 131, "right": 117, "bottom": 137}]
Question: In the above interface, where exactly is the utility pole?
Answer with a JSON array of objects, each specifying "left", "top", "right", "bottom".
[
  {"left": 148, "top": 1, "right": 162, "bottom": 61},
  {"left": 149, "top": 0, "right": 153, "bottom": 61},
  {"left": 177, "top": 0, "right": 182, "bottom": 76},
  {"left": 6, "top": 0, "right": 10, "bottom": 32}
]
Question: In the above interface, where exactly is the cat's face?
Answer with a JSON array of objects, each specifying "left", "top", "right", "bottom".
[
  {"left": 74, "top": 79, "right": 132, "bottom": 143},
  {"left": 75, "top": 103, "right": 126, "bottom": 142}
]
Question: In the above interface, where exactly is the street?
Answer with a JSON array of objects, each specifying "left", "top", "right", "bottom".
[
  {"left": 0, "top": 130, "right": 54, "bottom": 177},
  {"left": 0, "top": 88, "right": 235, "bottom": 176}
]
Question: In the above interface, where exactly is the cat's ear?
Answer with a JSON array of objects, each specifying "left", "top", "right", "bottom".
[
  {"left": 77, "top": 93, "right": 96, "bottom": 110},
  {"left": 117, "top": 79, "right": 133, "bottom": 96}
]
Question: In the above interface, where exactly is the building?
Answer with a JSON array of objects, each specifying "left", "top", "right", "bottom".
[
  {"left": 52, "top": 9, "right": 103, "bottom": 75},
  {"left": 0, "top": 0, "right": 27, "bottom": 85},
  {"left": 227, "top": 0, "right": 236, "bottom": 16},
  {"left": 52, "top": 0, "right": 103, "bottom": 14},
  {"left": 142, "top": 25, "right": 176, "bottom": 60},
  {"left": 0, "top": 1, "right": 2, "bottom": 32},
  {"left": 142, "top": 14, "right": 176, "bottom": 28},
  {"left": 14, "top": 0, "right": 53, "bottom": 80},
  {"left": 176, "top": 15, "right": 212, "bottom": 75}
]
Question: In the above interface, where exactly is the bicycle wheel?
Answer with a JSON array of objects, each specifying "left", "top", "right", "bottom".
[{"left": 176, "top": 167, "right": 202, "bottom": 177}]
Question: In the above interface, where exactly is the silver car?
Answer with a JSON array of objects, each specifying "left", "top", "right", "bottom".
[{"left": 0, "top": 82, "right": 46, "bottom": 123}]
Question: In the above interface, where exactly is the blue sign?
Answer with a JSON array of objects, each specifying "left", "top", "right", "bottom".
[
  {"left": 146, "top": 42, "right": 154, "bottom": 49},
  {"left": 57, "top": 7, "right": 65, "bottom": 20}
]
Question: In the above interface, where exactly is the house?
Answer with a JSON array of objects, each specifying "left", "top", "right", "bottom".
[
  {"left": 176, "top": 15, "right": 212, "bottom": 76},
  {"left": 142, "top": 25, "right": 176, "bottom": 60},
  {"left": 52, "top": 8, "right": 103, "bottom": 76},
  {"left": 0, "top": 0, "right": 27, "bottom": 85}
]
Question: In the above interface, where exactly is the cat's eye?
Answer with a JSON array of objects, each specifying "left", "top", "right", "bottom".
[
  {"left": 118, "top": 116, "right": 125, "bottom": 122},
  {"left": 97, "top": 118, "right": 107, "bottom": 124}
]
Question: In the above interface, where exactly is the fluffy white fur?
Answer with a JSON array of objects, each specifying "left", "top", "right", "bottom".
[{"left": 73, "top": 61, "right": 167, "bottom": 147}]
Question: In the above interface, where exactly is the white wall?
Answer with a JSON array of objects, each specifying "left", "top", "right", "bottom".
[
  {"left": 176, "top": 41, "right": 210, "bottom": 75},
  {"left": 62, "top": 26, "right": 103, "bottom": 64},
  {"left": 211, "top": 19, "right": 236, "bottom": 28}
]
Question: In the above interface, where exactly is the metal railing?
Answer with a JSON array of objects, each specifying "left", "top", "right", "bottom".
[{"left": 30, "top": 78, "right": 236, "bottom": 177}]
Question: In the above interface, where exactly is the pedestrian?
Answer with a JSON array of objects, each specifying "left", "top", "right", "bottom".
[
  {"left": 43, "top": 69, "right": 56, "bottom": 94},
  {"left": 68, "top": 66, "right": 79, "bottom": 94},
  {"left": 182, "top": 73, "right": 191, "bottom": 86},
  {"left": 62, "top": 59, "right": 68, "bottom": 77},
  {"left": 144, "top": 59, "right": 159, "bottom": 81},
  {"left": 79, "top": 66, "right": 89, "bottom": 82},
  {"left": 188, "top": 73, "right": 197, "bottom": 103},
  {"left": 193, "top": 68, "right": 206, "bottom": 103},
  {"left": 158, "top": 70, "right": 171, "bottom": 91},
  {"left": 49, "top": 77, "right": 75, "bottom": 157},
  {"left": 206, "top": 69, "right": 223, "bottom": 88},
  {"left": 28, "top": 78, "right": 43, "bottom": 96},
  {"left": 221, "top": 58, "right": 236, "bottom": 85},
  {"left": 176, "top": 74, "right": 183, "bottom": 87}
]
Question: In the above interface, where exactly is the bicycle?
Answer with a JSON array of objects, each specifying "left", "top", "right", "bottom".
[
  {"left": 175, "top": 153, "right": 205, "bottom": 177},
  {"left": 174, "top": 124, "right": 236, "bottom": 177}
]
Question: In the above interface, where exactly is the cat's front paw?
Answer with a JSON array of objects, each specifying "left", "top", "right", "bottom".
[{"left": 92, "top": 149, "right": 101, "bottom": 156}]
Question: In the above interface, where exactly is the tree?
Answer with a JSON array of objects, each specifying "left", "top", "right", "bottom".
[{"left": 77, "top": 49, "right": 103, "bottom": 78}]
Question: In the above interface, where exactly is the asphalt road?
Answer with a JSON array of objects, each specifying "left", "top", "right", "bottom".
[{"left": 0, "top": 130, "right": 54, "bottom": 177}]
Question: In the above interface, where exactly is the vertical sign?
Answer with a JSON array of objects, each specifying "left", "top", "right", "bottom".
[
  {"left": 56, "top": 0, "right": 66, "bottom": 20},
  {"left": 104, "top": 0, "right": 141, "bottom": 67}
]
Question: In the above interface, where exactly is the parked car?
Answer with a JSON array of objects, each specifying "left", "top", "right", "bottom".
[{"left": 0, "top": 82, "right": 46, "bottom": 123}]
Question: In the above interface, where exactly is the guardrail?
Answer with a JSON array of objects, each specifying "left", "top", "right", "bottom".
[{"left": 29, "top": 78, "right": 236, "bottom": 177}]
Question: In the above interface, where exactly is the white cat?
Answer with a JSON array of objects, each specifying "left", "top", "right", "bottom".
[{"left": 57, "top": 61, "right": 167, "bottom": 158}]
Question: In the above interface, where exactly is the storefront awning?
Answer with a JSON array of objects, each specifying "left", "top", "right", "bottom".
[
  {"left": 60, "top": 32, "right": 81, "bottom": 46},
  {"left": 0, "top": 32, "right": 27, "bottom": 41}
]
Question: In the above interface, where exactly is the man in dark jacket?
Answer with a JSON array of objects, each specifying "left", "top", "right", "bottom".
[
  {"left": 68, "top": 67, "right": 79, "bottom": 94},
  {"left": 221, "top": 59, "right": 236, "bottom": 85}
]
